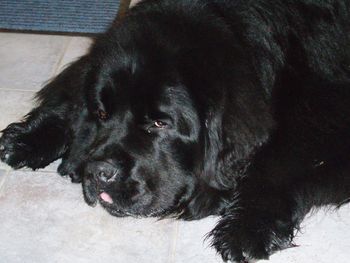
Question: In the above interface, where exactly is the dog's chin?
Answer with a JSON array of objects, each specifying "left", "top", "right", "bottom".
[
  {"left": 101, "top": 203, "right": 128, "bottom": 217},
  {"left": 95, "top": 192, "right": 128, "bottom": 217},
  {"left": 82, "top": 177, "right": 174, "bottom": 218},
  {"left": 99, "top": 195, "right": 174, "bottom": 218},
  {"left": 96, "top": 192, "right": 144, "bottom": 217},
  {"left": 82, "top": 180, "right": 135, "bottom": 217}
]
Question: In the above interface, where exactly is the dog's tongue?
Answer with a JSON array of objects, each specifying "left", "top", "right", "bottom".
[{"left": 100, "top": 192, "right": 113, "bottom": 204}]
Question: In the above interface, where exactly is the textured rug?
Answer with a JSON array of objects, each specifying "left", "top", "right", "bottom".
[{"left": 0, "top": 0, "right": 121, "bottom": 34}]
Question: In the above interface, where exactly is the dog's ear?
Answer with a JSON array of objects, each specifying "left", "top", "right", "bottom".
[
  {"left": 202, "top": 89, "right": 275, "bottom": 190},
  {"left": 84, "top": 45, "right": 135, "bottom": 121},
  {"left": 84, "top": 65, "right": 115, "bottom": 120}
]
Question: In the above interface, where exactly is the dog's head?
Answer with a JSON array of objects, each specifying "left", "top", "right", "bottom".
[
  {"left": 61, "top": 10, "right": 273, "bottom": 219},
  {"left": 83, "top": 62, "right": 204, "bottom": 217},
  {"left": 71, "top": 29, "right": 216, "bottom": 218}
]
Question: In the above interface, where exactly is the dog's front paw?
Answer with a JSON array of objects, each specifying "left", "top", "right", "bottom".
[
  {"left": 57, "top": 159, "right": 83, "bottom": 183},
  {"left": 0, "top": 123, "right": 34, "bottom": 169},
  {"left": 0, "top": 122, "right": 62, "bottom": 169},
  {"left": 210, "top": 210, "right": 296, "bottom": 262}
]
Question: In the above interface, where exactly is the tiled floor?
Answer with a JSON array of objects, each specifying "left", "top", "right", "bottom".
[{"left": 0, "top": 30, "right": 349, "bottom": 263}]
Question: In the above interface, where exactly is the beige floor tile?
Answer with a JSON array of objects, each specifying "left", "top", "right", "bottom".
[
  {"left": 0, "top": 161, "right": 11, "bottom": 170},
  {"left": 56, "top": 36, "right": 93, "bottom": 73},
  {"left": 0, "top": 170, "right": 177, "bottom": 263},
  {"left": 173, "top": 218, "right": 222, "bottom": 263},
  {"left": 39, "top": 159, "right": 62, "bottom": 172},
  {"left": 0, "top": 169, "right": 6, "bottom": 177},
  {"left": 0, "top": 33, "right": 69, "bottom": 91},
  {"left": 0, "top": 90, "right": 35, "bottom": 131}
]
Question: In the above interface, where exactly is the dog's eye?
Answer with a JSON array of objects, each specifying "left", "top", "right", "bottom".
[
  {"left": 145, "top": 120, "right": 168, "bottom": 134},
  {"left": 153, "top": 120, "right": 167, "bottom": 128},
  {"left": 97, "top": 109, "right": 109, "bottom": 121}
]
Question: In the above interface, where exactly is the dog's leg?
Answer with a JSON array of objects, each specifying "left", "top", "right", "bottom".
[
  {"left": 210, "top": 142, "right": 303, "bottom": 262},
  {"left": 0, "top": 57, "right": 89, "bottom": 170},
  {"left": 210, "top": 81, "right": 350, "bottom": 262},
  {"left": 211, "top": 154, "right": 350, "bottom": 262}
]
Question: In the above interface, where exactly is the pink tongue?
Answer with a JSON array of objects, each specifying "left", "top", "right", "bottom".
[{"left": 100, "top": 192, "right": 113, "bottom": 204}]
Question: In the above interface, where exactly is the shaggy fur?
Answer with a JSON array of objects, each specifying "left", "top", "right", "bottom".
[{"left": 1, "top": 0, "right": 350, "bottom": 262}]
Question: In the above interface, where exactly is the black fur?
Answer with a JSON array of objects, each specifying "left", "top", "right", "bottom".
[{"left": 1, "top": 0, "right": 350, "bottom": 262}]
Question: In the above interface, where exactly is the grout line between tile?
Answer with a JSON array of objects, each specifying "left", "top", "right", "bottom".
[
  {"left": 0, "top": 169, "right": 10, "bottom": 196},
  {"left": 168, "top": 221, "right": 180, "bottom": 263},
  {"left": 21, "top": 169, "right": 57, "bottom": 174},
  {"left": 36, "top": 170, "right": 59, "bottom": 174},
  {"left": 0, "top": 88, "right": 37, "bottom": 93}
]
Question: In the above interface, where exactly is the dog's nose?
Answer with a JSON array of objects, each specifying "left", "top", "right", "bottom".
[{"left": 86, "top": 161, "right": 118, "bottom": 182}]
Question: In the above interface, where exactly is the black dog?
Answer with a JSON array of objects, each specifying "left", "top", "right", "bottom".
[{"left": 1, "top": 0, "right": 350, "bottom": 262}]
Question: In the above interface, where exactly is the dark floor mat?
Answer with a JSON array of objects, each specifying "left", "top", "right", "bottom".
[{"left": 0, "top": 0, "right": 120, "bottom": 34}]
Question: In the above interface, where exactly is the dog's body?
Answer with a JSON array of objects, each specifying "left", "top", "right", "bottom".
[{"left": 1, "top": 0, "right": 350, "bottom": 262}]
